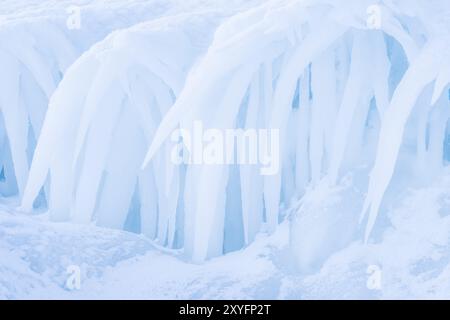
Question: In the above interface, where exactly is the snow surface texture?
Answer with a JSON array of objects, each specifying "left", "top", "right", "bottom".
[{"left": 1, "top": 0, "right": 450, "bottom": 299}]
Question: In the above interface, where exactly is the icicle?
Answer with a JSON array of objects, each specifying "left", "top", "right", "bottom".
[
  {"left": 362, "top": 39, "right": 447, "bottom": 241},
  {"left": 0, "top": 50, "right": 29, "bottom": 196},
  {"left": 266, "top": 22, "right": 347, "bottom": 231},
  {"left": 370, "top": 32, "right": 391, "bottom": 117},
  {"left": 415, "top": 86, "right": 434, "bottom": 172},
  {"left": 94, "top": 102, "right": 147, "bottom": 229},
  {"left": 379, "top": 10, "right": 419, "bottom": 63},
  {"left": 21, "top": 56, "right": 100, "bottom": 212},
  {"left": 240, "top": 75, "right": 264, "bottom": 244},
  {"left": 139, "top": 165, "right": 158, "bottom": 239},
  {"left": 427, "top": 93, "right": 450, "bottom": 174},
  {"left": 431, "top": 52, "right": 450, "bottom": 105},
  {"left": 310, "top": 50, "right": 336, "bottom": 184},
  {"left": 190, "top": 64, "right": 256, "bottom": 262},
  {"left": 329, "top": 31, "right": 372, "bottom": 184},
  {"left": 72, "top": 81, "right": 125, "bottom": 224},
  {"left": 295, "top": 72, "right": 311, "bottom": 192}
]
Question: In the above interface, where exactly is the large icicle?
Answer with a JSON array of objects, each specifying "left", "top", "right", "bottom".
[
  {"left": 362, "top": 38, "right": 448, "bottom": 241},
  {"left": 309, "top": 50, "right": 336, "bottom": 184},
  {"left": 329, "top": 31, "right": 373, "bottom": 184}
]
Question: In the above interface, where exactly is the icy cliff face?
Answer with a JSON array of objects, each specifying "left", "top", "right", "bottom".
[{"left": 1, "top": 0, "right": 450, "bottom": 271}]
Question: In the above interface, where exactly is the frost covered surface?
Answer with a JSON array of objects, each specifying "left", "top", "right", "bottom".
[{"left": 1, "top": 0, "right": 450, "bottom": 299}]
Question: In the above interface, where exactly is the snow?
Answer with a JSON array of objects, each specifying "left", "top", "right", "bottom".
[
  {"left": 1, "top": 0, "right": 450, "bottom": 299},
  {"left": 3, "top": 168, "right": 450, "bottom": 299}
]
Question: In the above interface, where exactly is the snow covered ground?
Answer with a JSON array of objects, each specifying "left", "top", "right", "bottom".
[{"left": 2, "top": 168, "right": 450, "bottom": 299}]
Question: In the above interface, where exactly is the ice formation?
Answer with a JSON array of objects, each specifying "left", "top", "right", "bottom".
[
  {"left": 145, "top": 0, "right": 450, "bottom": 261},
  {"left": 0, "top": 0, "right": 197, "bottom": 198},
  {"left": 1, "top": 0, "right": 449, "bottom": 269}
]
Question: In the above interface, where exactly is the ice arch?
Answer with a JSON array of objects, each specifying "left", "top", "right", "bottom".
[
  {"left": 21, "top": 13, "right": 227, "bottom": 249},
  {"left": 361, "top": 0, "right": 450, "bottom": 240},
  {"left": 145, "top": 0, "right": 450, "bottom": 261},
  {"left": 0, "top": 19, "right": 77, "bottom": 197},
  {"left": 0, "top": 0, "right": 212, "bottom": 199}
]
